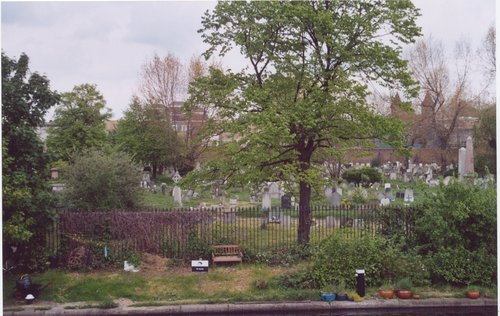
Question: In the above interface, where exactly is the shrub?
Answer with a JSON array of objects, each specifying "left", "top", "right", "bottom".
[
  {"left": 63, "top": 150, "right": 143, "bottom": 210},
  {"left": 341, "top": 167, "right": 382, "bottom": 187},
  {"left": 415, "top": 182, "right": 497, "bottom": 286},
  {"left": 310, "top": 232, "right": 388, "bottom": 288}
]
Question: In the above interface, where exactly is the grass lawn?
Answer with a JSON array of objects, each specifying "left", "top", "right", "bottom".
[{"left": 4, "top": 262, "right": 497, "bottom": 307}]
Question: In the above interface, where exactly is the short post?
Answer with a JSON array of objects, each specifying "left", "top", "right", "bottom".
[{"left": 356, "top": 269, "right": 365, "bottom": 297}]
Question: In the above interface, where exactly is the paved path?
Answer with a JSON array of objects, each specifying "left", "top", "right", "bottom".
[{"left": 4, "top": 298, "right": 498, "bottom": 315}]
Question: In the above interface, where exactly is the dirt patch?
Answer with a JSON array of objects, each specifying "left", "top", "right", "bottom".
[{"left": 138, "top": 253, "right": 171, "bottom": 275}]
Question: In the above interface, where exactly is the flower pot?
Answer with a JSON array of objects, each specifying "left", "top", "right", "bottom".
[
  {"left": 320, "top": 293, "right": 336, "bottom": 302},
  {"left": 397, "top": 290, "right": 413, "bottom": 299},
  {"left": 466, "top": 291, "right": 480, "bottom": 299},
  {"left": 378, "top": 289, "right": 395, "bottom": 299}
]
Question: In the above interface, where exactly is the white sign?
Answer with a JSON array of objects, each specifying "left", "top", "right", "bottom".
[{"left": 191, "top": 260, "right": 209, "bottom": 272}]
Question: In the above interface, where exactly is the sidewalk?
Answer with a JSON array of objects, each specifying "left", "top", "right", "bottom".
[{"left": 4, "top": 298, "right": 498, "bottom": 315}]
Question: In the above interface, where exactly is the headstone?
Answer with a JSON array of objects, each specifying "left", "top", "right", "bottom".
[
  {"left": 332, "top": 192, "right": 341, "bottom": 207},
  {"left": 380, "top": 197, "right": 390, "bottom": 206},
  {"left": 269, "top": 182, "right": 281, "bottom": 199},
  {"left": 172, "top": 171, "right": 182, "bottom": 183},
  {"left": 385, "top": 187, "right": 393, "bottom": 201},
  {"left": 458, "top": 147, "right": 466, "bottom": 180},
  {"left": 161, "top": 183, "right": 167, "bottom": 195},
  {"left": 229, "top": 198, "right": 238, "bottom": 208},
  {"left": 281, "top": 215, "right": 291, "bottom": 228},
  {"left": 193, "top": 192, "right": 200, "bottom": 198},
  {"left": 402, "top": 173, "right": 409, "bottom": 183},
  {"left": 443, "top": 176, "right": 452, "bottom": 186},
  {"left": 187, "top": 189, "right": 194, "bottom": 197},
  {"left": 261, "top": 187, "right": 271, "bottom": 210},
  {"left": 404, "top": 188, "right": 414, "bottom": 203},
  {"left": 353, "top": 219, "right": 364, "bottom": 228},
  {"left": 384, "top": 183, "right": 391, "bottom": 190},
  {"left": 50, "top": 168, "right": 59, "bottom": 179},
  {"left": 324, "top": 187, "right": 333, "bottom": 199},
  {"left": 428, "top": 180, "right": 439, "bottom": 187},
  {"left": 281, "top": 195, "right": 292, "bottom": 209},
  {"left": 223, "top": 211, "right": 236, "bottom": 224},
  {"left": 389, "top": 172, "right": 397, "bottom": 180},
  {"left": 396, "top": 192, "right": 405, "bottom": 199},
  {"left": 173, "top": 186, "right": 182, "bottom": 207},
  {"left": 464, "top": 136, "right": 474, "bottom": 174},
  {"left": 371, "top": 182, "right": 380, "bottom": 190},
  {"left": 326, "top": 216, "right": 336, "bottom": 228},
  {"left": 336, "top": 188, "right": 343, "bottom": 196}
]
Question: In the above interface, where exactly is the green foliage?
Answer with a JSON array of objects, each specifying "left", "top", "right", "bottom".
[
  {"left": 244, "top": 245, "right": 312, "bottom": 266},
  {"left": 63, "top": 150, "right": 143, "bottom": 210},
  {"left": 311, "top": 232, "right": 388, "bottom": 288},
  {"left": 2, "top": 52, "right": 59, "bottom": 271},
  {"left": 473, "top": 105, "right": 496, "bottom": 176},
  {"left": 395, "top": 277, "right": 413, "bottom": 291},
  {"left": 46, "top": 84, "right": 111, "bottom": 161},
  {"left": 115, "top": 96, "right": 181, "bottom": 178},
  {"left": 375, "top": 204, "right": 424, "bottom": 250},
  {"left": 274, "top": 269, "right": 318, "bottom": 290},
  {"left": 187, "top": 0, "right": 421, "bottom": 245},
  {"left": 341, "top": 167, "right": 382, "bottom": 187},
  {"left": 415, "top": 182, "right": 497, "bottom": 286}
]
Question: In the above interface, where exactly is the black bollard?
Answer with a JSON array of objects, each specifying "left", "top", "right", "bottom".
[{"left": 355, "top": 269, "right": 365, "bottom": 297}]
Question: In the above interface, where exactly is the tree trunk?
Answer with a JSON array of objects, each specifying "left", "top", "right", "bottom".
[{"left": 298, "top": 180, "right": 312, "bottom": 245}]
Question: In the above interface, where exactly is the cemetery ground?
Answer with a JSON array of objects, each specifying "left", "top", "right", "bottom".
[{"left": 4, "top": 175, "right": 497, "bottom": 312}]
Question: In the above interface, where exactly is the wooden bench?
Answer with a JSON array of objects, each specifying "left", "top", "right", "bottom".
[{"left": 211, "top": 245, "right": 243, "bottom": 265}]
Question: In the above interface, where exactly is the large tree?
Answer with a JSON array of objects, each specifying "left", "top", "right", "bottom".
[
  {"left": 2, "top": 52, "right": 59, "bottom": 270},
  {"left": 186, "top": 1, "right": 421, "bottom": 244},
  {"left": 115, "top": 96, "right": 180, "bottom": 178},
  {"left": 46, "top": 83, "right": 111, "bottom": 161}
]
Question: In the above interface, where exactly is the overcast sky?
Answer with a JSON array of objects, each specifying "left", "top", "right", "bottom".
[{"left": 1, "top": 0, "right": 496, "bottom": 120}]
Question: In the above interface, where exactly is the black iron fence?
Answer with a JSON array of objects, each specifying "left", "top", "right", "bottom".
[{"left": 46, "top": 204, "right": 411, "bottom": 259}]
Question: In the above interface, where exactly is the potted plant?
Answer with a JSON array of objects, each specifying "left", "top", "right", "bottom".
[
  {"left": 465, "top": 285, "right": 481, "bottom": 299},
  {"left": 395, "top": 277, "right": 413, "bottom": 299},
  {"left": 378, "top": 282, "right": 395, "bottom": 299}
]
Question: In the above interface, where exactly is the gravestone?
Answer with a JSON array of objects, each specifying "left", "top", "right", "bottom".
[
  {"left": 380, "top": 197, "right": 390, "bottom": 206},
  {"left": 326, "top": 216, "right": 336, "bottom": 228},
  {"left": 187, "top": 190, "right": 194, "bottom": 197},
  {"left": 385, "top": 187, "right": 393, "bottom": 201},
  {"left": 458, "top": 147, "right": 466, "bottom": 180},
  {"left": 269, "top": 182, "right": 281, "bottom": 199},
  {"left": 262, "top": 187, "right": 271, "bottom": 210},
  {"left": 465, "top": 136, "right": 475, "bottom": 174},
  {"left": 223, "top": 211, "right": 236, "bottom": 224},
  {"left": 402, "top": 173, "right": 409, "bottom": 183},
  {"left": 173, "top": 186, "right": 182, "bottom": 207},
  {"left": 396, "top": 192, "right": 405, "bottom": 199},
  {"left": 372, "top": 182, "right": 380, "bottom": 190},
  {"left": 324, "top": 187, "right": 333, "bottom": 199},
  {"left": 229, "top": 198, "right": 238, "bottom": 208},
  {"left": 281, "top": 215, "right": 291, "bottom": 228},
  {"left": 193, "top": 192, "right": 200, "bottom": 198},
  {"left": 336, "top": 188, "right": 343, "bottom": 196},
  {"left": 161, "top": 183, "right": 167, "bottom": 195},
  {"left": 443, "top": 176, "right": 452, "bottom": 186},
  {"left": 332, "top": 192, "right": 341, "bottom": 207},
  {"left": 404, "top": 188, "right": 414, "bottom": 203},
  {"left": 353, "top": 219, "right": 364, "bottom": 228},
  {"left": 281, "top": 194, "right": 292, "bottom": 209},
  {"left": 384, "top": 183, "right": 391, "bottom": 190},
  {"left": 389, "top": 172, "right": 397, "bottom": 180}
]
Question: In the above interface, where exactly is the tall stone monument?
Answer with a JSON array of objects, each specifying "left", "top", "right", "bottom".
[
  {"left": 458, "top": 147, "right": 466, "bottom": 181},
  {"left": 464, "top": 136, "right": 474, "bottom": 174}
]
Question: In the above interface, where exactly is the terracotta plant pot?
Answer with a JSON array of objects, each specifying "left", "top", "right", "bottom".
[
  {"left": 466, "top": 291, "right": 480, "bottom": 299},
  {"left": 378, "top": 289, "right": 395, "bottom": 299},
  {"left": 397, "top": 290, "right": 413, "bottom": 299}
]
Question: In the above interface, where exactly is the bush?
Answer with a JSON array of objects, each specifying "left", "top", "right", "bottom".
[
  {"left": 310, "top": 232, "right": 388, "bottom": 289},
  {"left": 63, "top": 150, "right": 143, "bottom": 210},
  {"left": 415, "top": 182, "right": 497, "bottom": 286},
  {"left": 341, "top": 167, "right": 382, "bottom": 187}
]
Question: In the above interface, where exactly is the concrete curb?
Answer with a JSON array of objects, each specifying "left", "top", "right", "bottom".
[{"left": 4, "top": 298, "right": 498, "bottom": 315}]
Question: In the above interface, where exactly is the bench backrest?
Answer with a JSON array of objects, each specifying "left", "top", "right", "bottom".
[{"left": 212, "top": 245, "right": 241, "bottom": 255}]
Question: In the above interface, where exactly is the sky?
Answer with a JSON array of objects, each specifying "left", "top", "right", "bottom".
[{"left": 1, "top": 0, "right": 496, "bottom": 120}]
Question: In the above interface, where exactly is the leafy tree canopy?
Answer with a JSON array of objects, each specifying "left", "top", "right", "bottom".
[
  {"left": 2, "top": 52, "right": 59, "bottom": 270},
  {"left": 115, "top": 96, "right": 181, "bottom": 178},
  {"left": 46, "top": 83, "right": 111, "bottom": 161},
  {"left": 186, "top": 0, "right": 421, "bottom": 244}
]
